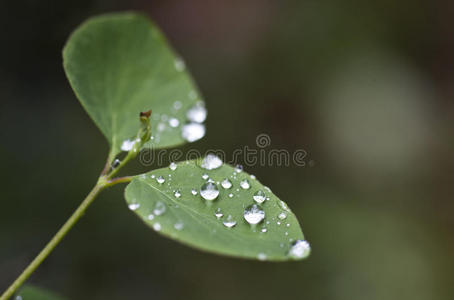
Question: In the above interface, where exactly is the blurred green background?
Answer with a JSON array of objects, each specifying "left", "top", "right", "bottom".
[{"left": 1, "top": 0, "right": 453, "bottom": 299}]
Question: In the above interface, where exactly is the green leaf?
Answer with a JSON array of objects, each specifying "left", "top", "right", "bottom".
[
  {"left": 63, "top": 12, "right": 205, "bottom": 156},
  {"left": 16, "top": 285, "right": 66, "bottom": 300},
  {"left": 124, "top": 158, "right": 310, "bottom": 261}
]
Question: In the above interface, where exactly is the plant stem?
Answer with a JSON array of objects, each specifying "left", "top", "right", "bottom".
[{"left": 0, "top": 173, "right": 132, "bottom": 300}]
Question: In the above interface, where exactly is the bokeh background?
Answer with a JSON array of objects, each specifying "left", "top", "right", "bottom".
[{"left": 1, "top": 0, "right": 453, "bottom": 299}]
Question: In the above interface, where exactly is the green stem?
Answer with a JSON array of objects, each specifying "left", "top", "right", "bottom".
[{"left": 0, "top": 174, "right": 132, "bottom": 300}]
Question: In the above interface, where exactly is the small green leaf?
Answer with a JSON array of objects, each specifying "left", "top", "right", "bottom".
[
  {"left": 16, "top": 285, "right": 66, "bottom": 300},
  {"left": 124, "top": 159, "right": 310, "bottom": 261},
  {"left": 63, "top": 12, "right": 205, "bottom": 156}
]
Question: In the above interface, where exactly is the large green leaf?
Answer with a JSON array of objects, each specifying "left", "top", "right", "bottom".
[
  {"left": 16, "top": 285, "right": 66, "bottom": 300},
  {"left": 124, "top": 157, "right": 310, "bottom": 261},
  {"left": 63, "top": 12, "right": 205, "bottom": 156}
]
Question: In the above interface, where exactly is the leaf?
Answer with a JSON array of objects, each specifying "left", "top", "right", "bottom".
[
  {"left": 63, "top": 12, "right": 206, "bottom": 156},
  {"left": 16, "top": 285, "right": 66, "bottom": 300},
  {"left": 124, "top": 158, "right": 310, "bottom": 261}
]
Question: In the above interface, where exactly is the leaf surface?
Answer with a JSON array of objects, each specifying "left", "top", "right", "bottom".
[
  {"left": 124, "top": 159, "right": 310, "bottom": 261},
  {"left": 63, "top": 12, "right": 205, "bottom": 155}
]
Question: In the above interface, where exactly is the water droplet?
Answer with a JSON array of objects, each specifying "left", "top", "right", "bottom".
[
  {"left": 264, "top": 186, "right": 272, "bottom": 193},
  {"left": 221, "top": 178, "right": 232, "bottom": 189},
  {"left": 250, "top": 174, "right": 256, "bottom": 179},
  {"left": 223, "top": 215, "right": 237, "bottom": 228},
  {"left": 277, "top": 221, "right": 281, "bottom": 225},
  {"left": 111, "top": 158, "right": 121, "bottom": 169},
  {"left": 169, "top": 162, "right": 177, "bottom": 171},
  {"left": 286, "top": 223, "right": 290, "bottom": 227},
  {"left": 280, "top": 200, "right": 290, "bottom": 211},
  {"left": 169, "top": 117, "right": 180, "bottom": 128},
  {"left": 156, "top": 176, "right": 165, "bottom": 184},
  {"left": 174, "top": 190, "right": 181, "bottom": 198},
  {"left": 191, "top": 189, "right": 198, "bottom": 195},
  {"left": 234, "top": 164, "right": 243, "bottom": 173},
  {"left": 200, "top": 182, "right": 219, "bottom": 201},
  {"left": 257, "top": 253, "right": 267, "bottom": 261},
  {"left": 153, "top": 202, "right": 166, "bottom": 216},
  {"left": 253, "top": 190, "right": 266, "bottom": 203},
  {"left": 174, "top": 222, "right": 184, "bottom": 230},
  {"left": 202, "top": 174, "right": 209, "bottom": 180},
  {"left": 153, "top": 223, "right": 162, "bottom": 231},
  {"left": 121, "top": 138, "right": 137, "bottom": 151},
  {"left": 244, "top": 204, "right": 265, "bottom": 225},
  {"left": 128, "top": 200, "right": 140, "bottom": 211},
  {"left": 261, "top": 228, "right": 267, "bottom": 233},
  {"left": 240, "top": 179, "right": 250, "bottom": 189},
  {"left": 278, "top": 212, "right": 287, "bottom": 220},
  {"left": 182, "top": 123, "right": 206, "bottom": 142},
  {"left": 147, "top": 214, "right": 154, "bottom": 220},
  {"left": 151, "top": 174, "right": 155, "bottom": 179},
  {"left": 186, "top": 102, "right": 207, "bottom": 123},
  {"left": 288, "top": 240, "right": 311, "bottom": 259},
  {"left": 173, "top": 100, "right": 182, "bottom": 110},
  {"left": 228, "top": 193, "right": 234, "bottom": 198},
  {"left": 201, "top": 154, "right": 223, "bottom": 170},
  {"left": 285, "top": 232, "right": 289, "bottom": 236},
  {"left": 174, "top": 58, "right": 186, "bottom": 72},
  {"left": 214, "top": 208, "right": 223, "bottom": 219}
]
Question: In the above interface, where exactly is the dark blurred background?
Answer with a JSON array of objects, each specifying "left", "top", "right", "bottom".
[{"left": 1, "top": 0, "right": 454, "bottom": 299}]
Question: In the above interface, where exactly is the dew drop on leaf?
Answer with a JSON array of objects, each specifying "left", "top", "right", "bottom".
[
  {"left": 221, "top": 178, "right": 232, "bottom": 189},
  {"left": 156, "top": 176, "right": 165, "bottom": 184},
  {"left": 253, "top": 190, "right": 266, "bottom": 203},
  {"left": 174, "top": 190, "right": 181, "bottom": 198},
  {"left": 181, "top": 123, "right": 205, "bottom": 142},
  {"left": 186, "top": 102, "right": 207, "bottom": 123},
  {"left": 240, "top": 179, "right": 250, "bottom": 190},
  {"left": 288, "top": 240, "right": 311, "bottom": 259},
  {"left": 243, "top": 204, "right": 265, "bottom": 225},
  {"left": 191, "top": 188, "right": 198, "bottom": 195},
  {"left": 214, "top": 208, "right": 223, "bottom": 219},
  {"left": 169, "top": 117, "right": 180, "bottom": 128},
  {"left": 278, "top": 212, "right": 287, "bottom": 220},
  {"left": 128, "top": 201, "right": 140, "bottom": 211},
  {"left": 257, "top": 253, "right": 267, "bottom": 261},
  {"left": 153, "top": 201, "right": 166, "bottom": 216},
  {"left": 169, "top": 162, "right": 177, "bottom": 171},
  {"left": 235, "top": 164, "right": 243, "bottom": 173},
  {"left": 223, "top": 215, "right": 237, "bottom": 228},
  {"left": 200, "top": 182, "right": 219, "bottom": 201},
  {"left": 201, "top": 154, "right": 223, "bottom": 170},
  {"left": 153, "top": 223, "right": 162, "bottom": 231},
  {"left": 174, "top": 221, "right": 184, "bottom": 231}
]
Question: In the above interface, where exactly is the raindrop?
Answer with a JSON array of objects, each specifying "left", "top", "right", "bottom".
[
  {"left": 277, "top": 221, "right": 281, "bottom": 225},
  {"left": 153, "top": 201, "right": 166, "bottom": 216},
  {"left": 261, "top": 228, "right": 267, "bottom": 233},
  {"left": 240, "top": 179, "right": 250, "bottom": 190},
  {"left": 250, "top": 174, "right": 256, "bottom": 179},
  {"left": 121, "top": 138, "right": 137, "bottom": 151},
  {"left": 201, "top": 154, "right": 223, "bottom": 170},
  {"left": 173, "top": 101, "right": 182, "bottom": 110},
  {"left": 174, "top": 222, "right": 184, "bottom": 230},
  {"left": 234, "top": 164, "right": 243, "bottom": 173},
  {"left": 174, "top": 190, "right": 181, "bottom": 198},
  {"left": 221, "top": 178, "right": 232, "bottom": 189},
  {"left": 174, "top": 58, "right": 186, "bottom": 72},
  {"left": 156, "top": 176, "right": 165, "bottom": 184},
  {"left": 202, "top": 174, "right": 209, "bottom": 180},
  {"left": 111, "top": 159, "right": 121, "bottom": 169},
  {"left": 182, "top": 123, "right": 206, "bottom": 142},
  {"left": 186, "top": 102, "right": 207, "bottom": 123},
  {"left": 253, "top": 190, "right": 266, "bottom": 203},
  {"left": 223, "top": 215, "right": 237, "bottom": 228},
  {"left": 257, "top": 253, "right": 267, "bottom": 261},
  {"left": 286, "top": 223, "right": 290, "bottom": 227},
  {"left": 228, "top": 193, "right": 234, "bottom": 198},
  {"left": 200, "top": 182, "right": 219, "bottom": 201},
  {"left": 169, "top": 162, "right": 177, "bottom": 171},
  {"left": 191, "top": 189, "right": 198, "bottom": 195},
  {"left": 244, "top": 204, "right": 265, "bottom": 225},
  {"left": 288, "top": 240, "right": 311, "bottom": 259},
  {"left": 278, "top": 212, "right": 287, "bottom": 220},
  {"left": 147, "top": 214, "right": 154, "bottom": 220},
  {"left": 128, "top": 200, "right": 140, "bottom": 211},
  {"left": 153, "top": 223, "right": 161, "bottom": 231},
  {"left": 214, "top": 208, "right": 223, "bottom": 219},
  {"left": 169, "top": 117, "right": 180, "bottom": 128}
]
